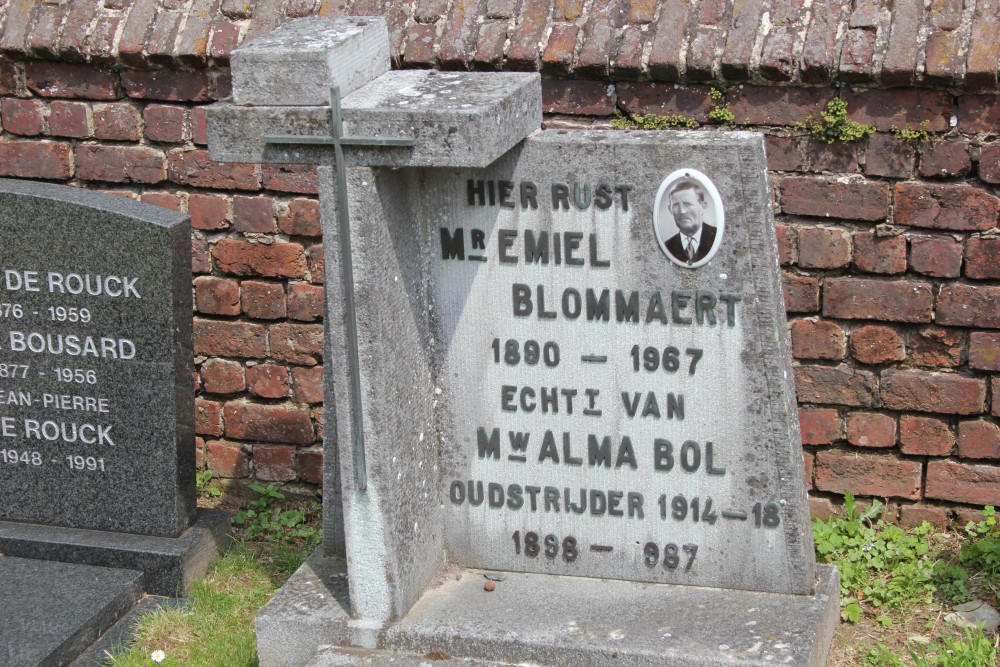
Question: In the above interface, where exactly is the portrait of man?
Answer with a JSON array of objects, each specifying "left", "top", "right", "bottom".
[{"left": 653, "top": 170, "right": 724, "bottom": 269}]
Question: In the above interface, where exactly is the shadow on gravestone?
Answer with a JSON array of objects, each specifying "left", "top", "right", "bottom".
[
  {"left": 0, "top": 179, "right": 229, "bottom": 667},
  {"left": 207, "top": 15, "right": 839, "bottom": 667}
]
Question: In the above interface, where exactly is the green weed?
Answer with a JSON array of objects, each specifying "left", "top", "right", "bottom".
[
  {"left": 865, "top": 626, "right": 999, "bottom": 666},
  {"left": 611, "top": 109, "right": 699, "bottom": 130},
  {"left": 890, "top": 120, "right": 933, "bottom": 145},
  {"left": 196, "top": 469, "right": 221, "bottom": 498},
  {"left": 707, "top": 88, "right": 737, "bottom": 128},
  {"left": 232, "top": 482, "right": 321, "bottom": 547},
  {"left": 797, "top": 98, "right": 875, "bottom": 143}
]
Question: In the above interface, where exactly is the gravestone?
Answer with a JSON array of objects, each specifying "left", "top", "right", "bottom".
[
  {"left": 0, "top": 179, "right": 229, "bottom": 666},
  {"left": 208, "top": 16, "right": 838, "bottom": 667}
]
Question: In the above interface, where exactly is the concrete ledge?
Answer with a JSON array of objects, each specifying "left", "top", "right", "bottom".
[{"left": 0, "top": 508, "right": 230, "bottom": 596}]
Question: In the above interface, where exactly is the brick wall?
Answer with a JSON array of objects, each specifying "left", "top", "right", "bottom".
[{"left": 1, "top": 0, "right": 998, "bottom": 521}]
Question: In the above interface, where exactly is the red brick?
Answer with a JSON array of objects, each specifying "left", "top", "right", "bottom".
[
  {"left": 140, "top": 192, "right": 183, "bottom": 211},
  {"left": 791, "top": 319, "right": 845, "bottom": 360},
  {"left": 919, "top": 141, "right": 971, "bottom": 178},
  {"left": 808, "top": 496, "right": 841, "bottom": 521},
  {"left": 552, "top": 0, "right": 584, "bottom": 21},
  {"left": 881, "top": 2, "right": 924, "bottom": 84},
  {"left": 646, "top": 1, "right": 686, "bottom": 79},
  {"left": 800, "top": 0, "right": 848, "bottom": 83},
  {"left": 92, "top": 103, "right": 141, "bottom": 141},
  {"left": 269, "top": 322, "right": 324, "bottom": 366},
  {"left": 958, "top": 95, "right": 1000, "bottom": 134},
  {"left": 766, "top": 136, "right": 806, "bottom": 172},
  {"left": 615, "top": 83, "right": 712, "bottom": 122},
  {"left": 296, "top": 448, "right": 323, "bottom": 485},
  {"left": 852, "top": 232, "right": 906, "bottom": 274},
  {"left": 925, "top": 459, "right": 1000, "bottom": 504},
  {"left": 414, "top": 0, "right": 449, "bottom": 22},
  {"left": 864, "top": 134, "right": 915, "bottom": 179},
  {"left": 188, "top": 193, "right": 230, "bottom": 231},
  {"left": 899, "top": 505, "right": 951, "bottom": 529},
  {"left": 503, "top": 0, "right": 548, "bottom": 70},
  {"left": 24, "top": 62, "right": 118, "bottom": 100},
  {"left": 846, "top": 412, "right": 896, "bottom": 448},
  {"left": 850, "top": 325, "right": 905, "bottom": 364},
  {"left": 200, "top": 358, "right": 245, "bottom": 394},
  {"left": 291, "top": 366, "right": 324, "bottom": 404},
  {"left": 895, "top": 183, "right": 999, "bottom": 232},
  {"left": 402, "top": 22, "right": 436, "bottom": 66},
  {"left": 287, "top": 283, "right": 324, "bottom": 322},
  {"left": 206, "top": 440, "right": 250, "bottom": 478},
  {"left": 242, "top": 281, "right": 286, "bottom": 320},
  {"left": 233, "top": 195, "right": 276, "bottom": 234},
  {"left": 970, "top": 332, "right": 1000, "bottom": 371},
  {"left": 209, "top": 19, "right": 242, "bottom": 60},
  {"left": 312, "top": 405, "right": 324, "bottom": 440},
  {"left": 685, "top": 29, "right": 722, "bottom": 81},
  {"left": 261, "top": 164, "right": 318, "bottom": 195},
  {"left": 994, "top": 378, "right": 1000, "bottom": 418},
  {"left": 759, "top": 27, "right": 799, "bottom": 82},
  {"left": 0, "top": 62, "right": 17, "bottom": 96},
  {"left": 612, "top": 25, "right": 645, "bottom": 79},
  {"left": 308, "top": 244, "right": 324, "bottom": 284},
  {"left": 720, "top": 0, "right": 766, "bottom": 80},
  {"left": 471, "top": 19, "right": 508, "bottom": 69},
  {"left": 775, "top": 225, "right": 796, "bottom": 264},
  {"left": 48, "top": 101, "right": 90, "bottom": 138},
  {"left": 843, "top": 89, "right": 951, "bottom": 132},
  {"left": 882, "top": 370, "right": 985, "bottom": 415},
  {"left": 780, "top": 177, "right": 888, "bottom": 221},
  {"left": 909, "top": 327, "right": 963, "bottom": 367},
  {"left": 224, "top": 401, "right": 314, "bottom": 445},
  {"left": 838, "top": 28, "right": 876, "bottom": 81},
  {"left": 815, "top": 450, "right": 922, "bottom": 500},
  {"left": 213, "top": 240, "right": 307, "bottom": 279},
  {"left": 899, "top": 415, "right": 954, "bottom": 456},
  {"left": 795, "top": 364, "right": 877, "bottom": 407},
  {"left": 966, "top": 237, "right": 1000, "bottom": 280},
  {"left": 807, "top": 140, "right": 858, "bottom": 174},
  {"left": 193, "top": 319, "right": 267, "bottom": 358},
  {"left": 253, "top": 444, "right": 297, "bottom": 482},
  {"left": 923, "top": 30, "right": 963, "bottom": 85},
  {"left": 121, "top": 70, "right": 211, "bottom": 102},
  {"left": 576, "top": 0, "right": 623, "bottom": 77},
  {"left": 191, "top": 236, "right": 212, "bottom": 274},
  {"left": 823, "top": 277, "right": 933, "bottom": 323},
  {"left": 143, "top": 104, "right": 186, "bottom": 143},
  {"left": 246, "top": 364, "right": 290, "bottom": 399},
  {"left": 542, "top": 80, "right": 615, "bottom": 116},
  {"left": 782, "top": 272, "right": 819, "bottom": 313},
  {"left": 797, "top": 227, "right": 851, "bottom": 269},
  {"left": 1, "top": 98, "right": 43, "bottom": 135},
  {"left": 965, "top": 0, "right": 1000, "bottom": 88},
  {"left": 804, "top": 451, "right": 814, "bottom": 487},
  {"left": 937, "top": 284, "right": 1000, "bottom": 328},
  {"left": 88, "top": 16, "right": 122, "bottom": 60},
  {"left": 0, "top": 140, "right": 73, "bottom": 179},
  {"left": 277, "top": 199, "right": 321, "bottom": 237},
  {"left": 195, "top": 398, "right": 223, "bottom": 436},
  {"left": 77, "top": 145, "right": 165, "bottom": 184},
  {"left": 909, "top": 236, "right": 962, "bottom": 278},
  {"left": 980, "top": 144, "right": 1000, "bottom": 184},
  {"left": 541, "top": 24, "right": 578, "bottom": 77},
  {"left": 799, "top": 407, "right": 841, "bottom": 444},
  {"left": 194, "top": 276, "right": 240, "bottom": 316},
  {"left": 189, "top": 106, "right": 208, "bottom": 146},
  {"left": 958, "top": 420, "right": 1000, "bottom": 460},
  {"left": 169, "top": 150, "right": 259, "bottom": 191},
  {"left": 956, "top": 506, "right": 990, "bottom": 524}
]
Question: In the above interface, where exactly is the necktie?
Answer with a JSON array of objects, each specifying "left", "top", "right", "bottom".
[{"left": 686, "top": 237, "right": 696, "bottom": 262}]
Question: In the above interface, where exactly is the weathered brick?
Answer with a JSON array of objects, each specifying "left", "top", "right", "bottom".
[
  {"left": 146, "top": 9, "right": 183, "bottom": 61},
  {"left": 88, "top": 15, "right": 122, "bottom": 60},
  {"left": 824, "top": 277, "right": 933, "bottom": 323},
  {"left": 994, "top": 378, "right": 1000, "bottom": 418},
  {"left": 795, "top": 364, "right": 877, "bottom": 406},
  {"left": 233, "top": 195, "right": 276, "bottom": 234},
  {"left": 200, "top": 358, "right": 245, "bottom": 394},
  {"left": 881, "top": 1, "right": 923, "bottom": 84},
  {"left": 261, "top": 164, "right": 318, "bottom": 195},
  {"left": 799, "top": 407, "right": 842, "bottom": 444},
  {"left": 720, "top": 0, "right": 766, "bottom": 80},
  {"left": 1, "top": 98, "right": 43, "bottom": 135},
  {"left": 193, "top": 319, "right": 267, "bottom": 358},
  {"left": 206, "top": 440, "right": 250, "bottom": 478},
  {"left": 269, "top": 320, "right": 324, "bottom": 366},
  {"left": 804, "top": 452, "right": 814, "bottom": 487},
  {"left": 846, "top": 412, "right": 896, "bottom": 448},
  {"left": 958, "top": 95, "right": 1000, "bottom": 134},
  {"left": 209, "top": 19, "right": 242, "bottom": 60},
  {"left": 909, "top": 327, "right": 963, "bottom": 367},
  {"left": 966, "top": 237, "right": 1000, "bottom": 280},
  {"left": 402, "top": 23, "right": 436, "bottom": 66},
  {"left": 0, "top": 140, "right": 73, "bottom": 180},
  {"left": 287, "top": 283, "right": 324, "bottom": 322},
  {"left": 297, "top": 447, "right": 323, "bottom": 485},
  {"left": 48, "top": 101, "right": 90, "bottom": 138},
  {"left": 0, "top": 62, "right": 18, "bottom": 96},
  {"left": 225, "top": 401, "right": 314, "bottom": 445},
  {"left": 808, "top": 496, "right": 841, "bottom": 521},
  {"left": 965, "top": 0, "right": 1000, "bottom": 88},
  {"left": 616, "top": 83, "right": 712, "bottom": 122},
  {"left": 121, "top": 70, "right": 211, "bottom": 102},
  {"left": 504, "top": 0, "right": 548, "bottom": 71},
  {"left": 612, "top": 25, "right": 645, "bottom": 79},
  {"left": 925, "top": 460, "right": 1000, "bottom": 505},
  {"left": 168, "top": 150, "right": 259, "bottom": 190},
  {"left": 246, "top": 364, "right": 290, "bottom": 399},
  {"left": 909, "top": 236, "right": 962, "bottom": 278},
  {"left": 646, "top": 0, "right": 687, "bottom": 79},
  {"left": 843, "top": 89, "right": 951, "bottom": 132},
  {"left": 188, "top": 193, "right": 230, "bottom": 231},
  {"left": 759, "top": 27, "right": 798, "bottom": 82},
  {"left": 313, "top": 405, "right": 324, "bottom": 438},
  {"left": 782, "top": 272, "right": 819, "bottom": 313},
  {"left": 542, "top": 80, "right": 615, "bottom": 116},
  {"left": 144, "top": 104, "right": 186, "bottom": 143},
  {"left": 800, "top": 0, "right": 850, "bottom": 83},
  {"left": 191, "top": 236, "right": 212, "bottom": 274},
  {"left": 685, "top": 29, "right": 721, "bottom": 81},
  {"left": 575, "top": 0, "right": 623, "bottom": 78},
  {"left": 850, "top": 324, "right": 906, "bottom": 364},
  {"left": 980, "top": 144, "right": 1000, "bottom": 184},
  {"left": 253, "top": 444, "right": 297, "bottom": 481},
  {"left": 970, "top": 332, "right": 1000, "bottom": 371},
  {"left": 212, "top": 240, "right": 307, "bottom": 279},
  {"left": 899, "top": 415, "right": 954, "bottom": 456},
  {"left": 77, "top": 145, "right": 166, "bottom": 184},
  {"left": 958, "top": 420, "right": 1000, "bottom": 460},
  {"left": 864, "top": 134, "right": 915, "bottom": 179},
  {"left": 194, "top": 276, "right": 240, "bottom": 316},
  {"left": 852, "top": 231, "right": 906, "bottom": 274},
  {"left": 839, "top": 28, "right": 876, "bottom": 81},
  {"left": 781, "top": 177, "right": 889, "bottom": 221},
  {"left": 919, "top": 141, "right": 971, "bottom": 178},
  {"left": 797, "top": 227, "right": 851, "bottom": 269},
  {"left": 552, "top": 0, "right": 584, "bottom": 21},
  {"left": 189, "top": 106, "right": 208, "bottom": 146},
  {"left": 815, "top": 450, "right": 922, "bottom": 500},
  {"left": 242, "top": 280, "right": 287, "bottom": 320},
  {"left": 277, "top": 199, "right": 321, "bottom": 237},
  {"left": 195, "top": 398, "right": 223, "bottom": 437},
  {"left": 775, "top": 224, "right": 796, "bottom": 264},
  {"left": 899, "top": 504, "right": 951, "bottom": 529},
  {"left": 937, "top": 284, "right": 1000, "bottom": 328},
  {"left": 791, "top": 319, "right": 845, "bottom": 360},
  {"left": 25, "top": 62, "right": 118, "bottom": 99},
  {"left": 807, "top": 140, "right": 858, "bottom": 174},
  {"left": 882, "top": 370, "right": 985, "bottom": 415},
  {"left": 541, "top": 24, "right": 578, "bottom": 77},
  {"left": 140, "top": 192, "right": 183, "bottom": 211},
  {"left": 291, "top": 365, "right": 324, "bottom": 404},
  {"left": 765, "top": 136, "right": 806, "bottom": 172},
  {"left": 92, "top": 103, "right": 141, "bottom": 141},
  {"left": 923, "top": 29, "right": 962, "bottom": 85}
]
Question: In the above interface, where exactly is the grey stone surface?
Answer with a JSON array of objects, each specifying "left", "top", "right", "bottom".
[
  {"left": 0, "top": 557, "right": 143, "bottom": 667},
  {"left": 0, "top": 508, "right": 230, "bottom": 595},
  {"left": 206, "top": 71, "right": 541, "bottom": 168},
  {"left": 231, "top": 17, "right": 390, "bottom": 106},
  {"left": 0, "top": 178, "right": 194, "bottom": 538}
]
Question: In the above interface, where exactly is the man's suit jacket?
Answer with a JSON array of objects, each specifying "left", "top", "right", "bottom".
[{"left": 665, "top": 224, "right": 717, "bottom": 264}]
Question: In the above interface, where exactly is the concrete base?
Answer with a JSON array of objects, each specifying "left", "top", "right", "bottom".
[
  {"left": 0, "top": 508, "right": 230, "bottom": 596},
  {"left": 256, "top": 550, "right": 839, "bottom": 667}
]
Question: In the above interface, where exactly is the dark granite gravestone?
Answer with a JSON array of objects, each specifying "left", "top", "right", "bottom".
[
  {"left": 0, "top": 179, "right": 228, "bottom": 666},
  {"left": 209, "top": 16, "right": 838, "bottom": 667}
]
